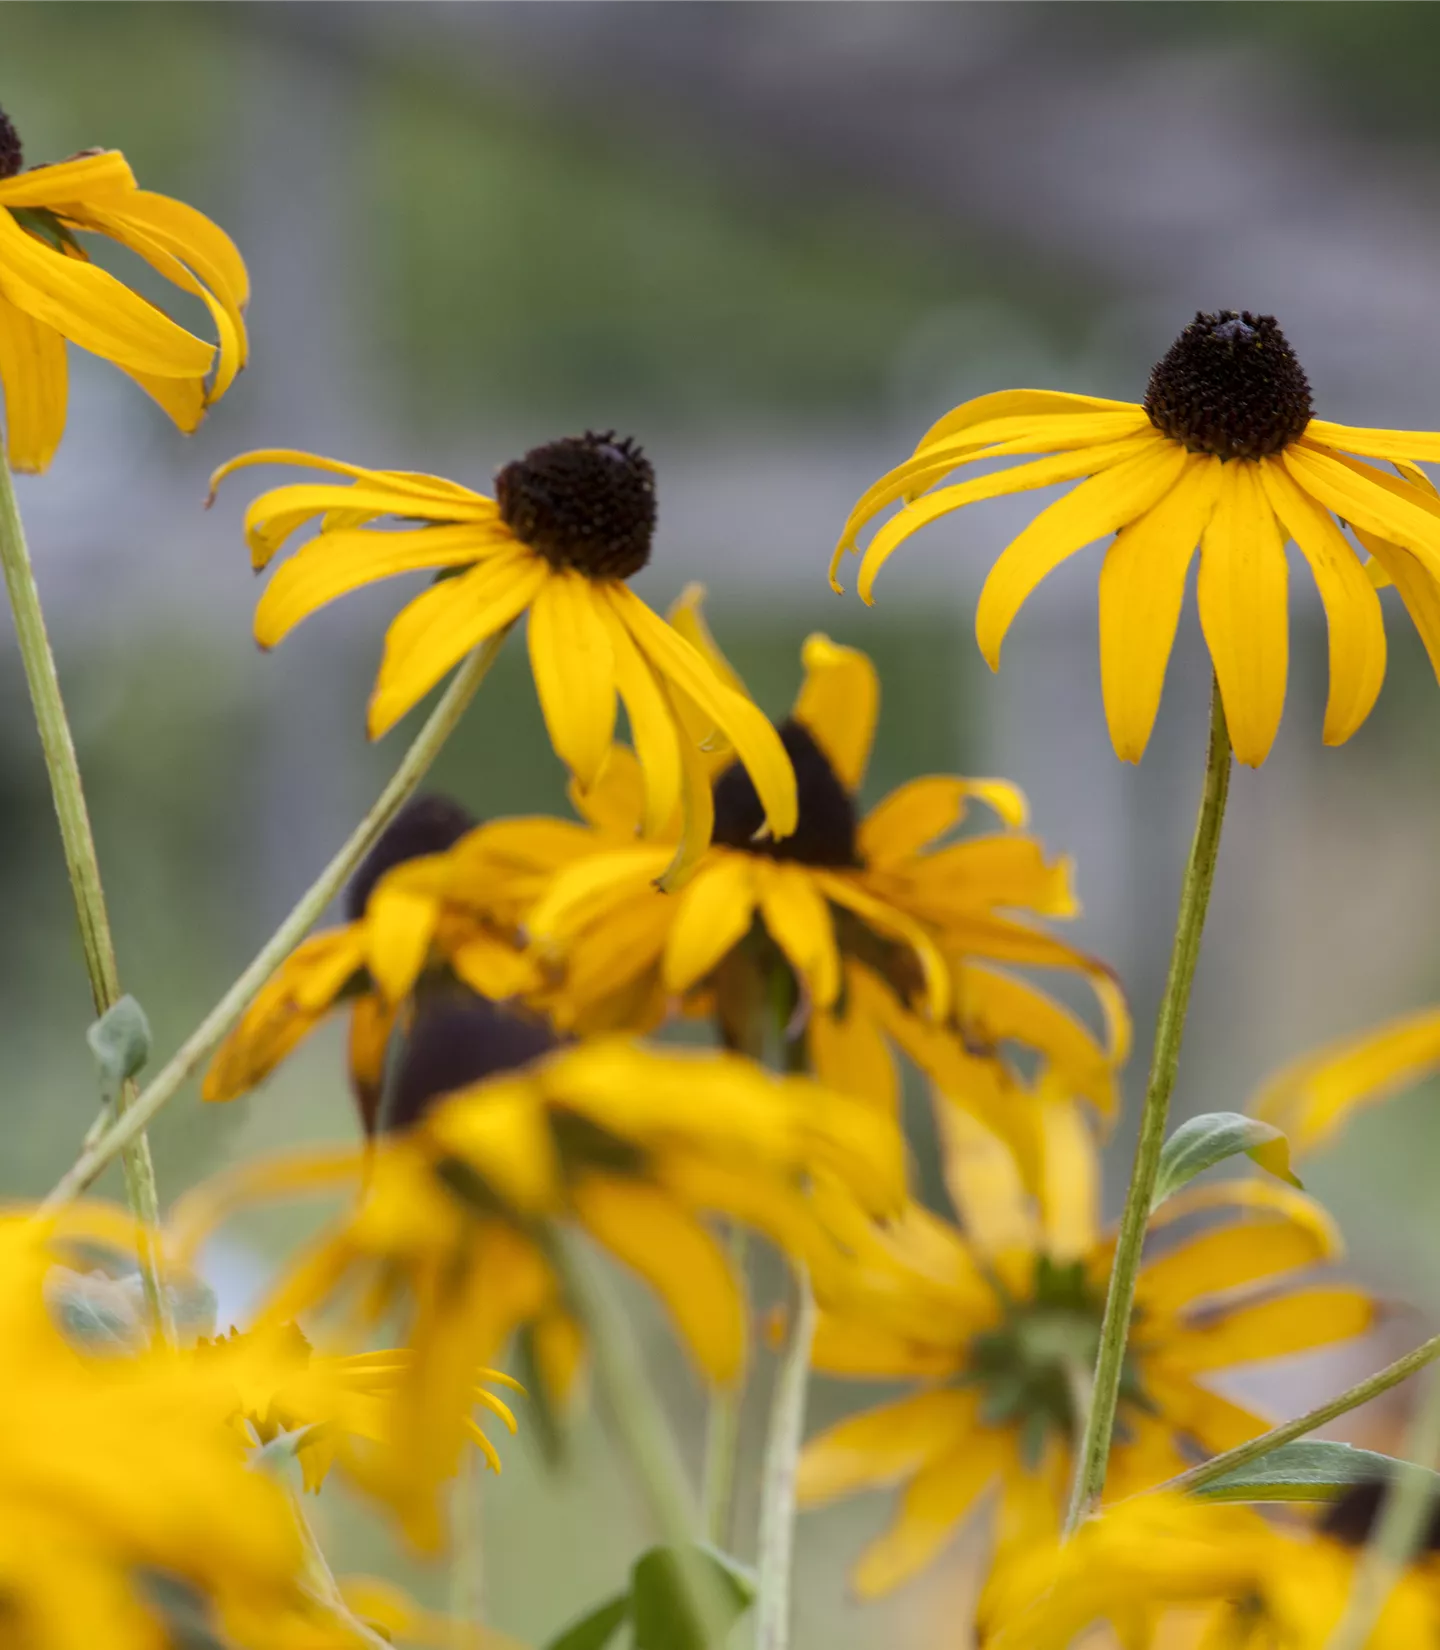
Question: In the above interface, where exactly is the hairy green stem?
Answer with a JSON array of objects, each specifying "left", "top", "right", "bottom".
[
  {"left": 289, "top": 1487, "right": 392, "bottom": 1650},
  {"left": 1162, "top": 1328, "right": 1440, "bottom": 1498},
  {"left": 0, "top": 450, "right": 173, "bottom": 1335},
  {"left": 755, "top": 1265, "right": 816, "bottom": 1650},
  {"left": 41, "top": 631, "right": 509, "bottom": 1210},
  {"left": 701, "top": 1226, "right": 749, "bottom": 1549},
  {"left": 1065, "top": 676, "right": 1231, "bottom": 1532}
]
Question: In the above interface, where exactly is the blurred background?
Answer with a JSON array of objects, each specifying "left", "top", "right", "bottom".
[{"left": 8, "top": 2, "right": 1440, "bottom": 1643}]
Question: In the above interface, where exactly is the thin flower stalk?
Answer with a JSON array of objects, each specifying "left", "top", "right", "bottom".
[
  {"left": 0, "top": 447, "right": 172, "bottom": 1335},
  {"left": 701, "top": 1226, "right": 749, "bottom": 1550},
  {"left": 756, "top": 1265, "right": 817, "bottom": 1650},
  {"left": 1065, "top": 676, "right": 1232, "bottom": 1531},
  {"left": 41, "top": 629, "right": 511, "bottom": 1209}
]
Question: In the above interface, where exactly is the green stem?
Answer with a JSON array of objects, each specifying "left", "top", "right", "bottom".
[
  {"left": 755, "top": 1265, "right": 816, "bottom": 1650},
  {"left": 1161, "top": 1328, "right": 1440, "bottom": 1498},
  {"left": 41, "top": 630, "right": 510, "bottom": 1211},
  {"left": 552, "top": 1230, "right": 731, "bottom": 1648},
  {"left": 1064, "top": 675, "right": 1232, "bottom": 1533},
  {"left": 701, "top": 1226, "right": 749, "bottom": 1549},
  {"left": 1326, "top": 1365, "right": 1440, "bottom": 1650},
  {"left": 289, "top": 1487, "right": 393, "bottom": 1650},
  {"left": 0, "top": 449, "right": 173, "bottom": 1336},
  {"left": 450, "top": 1446, "right": 486, "bottom": 1634}
]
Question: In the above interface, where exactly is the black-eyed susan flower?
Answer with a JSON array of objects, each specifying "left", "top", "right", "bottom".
[
  {"left": 210, "top": 435, "right": 797, "bottom": 880},
  {"left": 0, "top": 106, "right": 248, "bottom": 472},
  {"left": 833, "top": 310, "right": 1440, "bottom": 766},
  {"left": 979, "top": 1486, "right": 1440, "bottom": 1649},
  {"left": 171, "top": 1036, "right": 905, "bottom": 1550},
  {"left": 519, "top": 597, "right": 1127, "bottom": 1147},
  {"left": 796, "top": 1103, "right": 1373, "bottom": 1598}
]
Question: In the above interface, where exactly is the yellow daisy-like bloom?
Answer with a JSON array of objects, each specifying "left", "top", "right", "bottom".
[
  {"left": 0, "top": 106, "right": 247, "bottom": 472},
  {"left": 210, "top": 433, "right": 797, "bottom": 880},
  {"left": 980, "top": 1488, "right": 1440, "bottom": 1649},
  {"left": 522, "top": 600, "right": 1127, "bottom": 1140},
  {"left": 172, "top": 1037, "right": 904, "bottom": 1549},
  {"left": 832, "top": 309, "right": 1440, "bottom": 766},
  {"left": 796, "top": 1104, "right": 1373, "bottom": 1598}
]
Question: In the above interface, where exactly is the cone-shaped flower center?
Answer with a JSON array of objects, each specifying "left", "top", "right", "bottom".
[
  {"left": 1320, "top": 1479, "right": 1440, "bottom": 1554},
  {"left": 387, "top": 991, "right": 560, "bottom": 1134},
  {"left": 968, "top": 1258, "right": 1147, "bottom": 1467},
  {"left": 1143, "top": 311, "right": 1312, "bottom": 461},
  {"left": 344, "top": 794, "right": 477, "bottom": 920},
  {"left": 0, "top": 109, "right": 22, "bottom": 180},
  {"left": 496, "top": 431, "right": 656, "bottom": 580},
  {"left": 712, "top": 718, "right": 859, "bottom": 867}
]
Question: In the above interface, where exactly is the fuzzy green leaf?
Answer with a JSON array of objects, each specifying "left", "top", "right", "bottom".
[
  {"left": 1151, "top": 1111, "right": 1301, "bottom": 1212},
  {"left": 1195, "top": 1441, "right": 1440, "bottom": 1503},
  {"left": 87, "top": 995, "right": 152, "bottom": 1102},
  {"left": 630, "top": 1545, "right": 754, "bottom": 1650}
]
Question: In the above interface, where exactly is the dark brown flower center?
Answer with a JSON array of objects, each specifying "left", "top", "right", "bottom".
[
  {"left": 1320, "top": 1477, "right": 1440, "bottom": 1554},
  {"left": 387, "top": 990, "right": 560, "bottom": 1134},
  {"left": 712, "top": 718, "right": 859, "bottom": 868},
  {"left": 496, "top": 432, "right": 655, "bottom": 580},
  {"left": 1143, "top": 311, "right": 1312, "bottom": 460},
  {"left": 344, "top": 793, "right": 477, "bottom": 920},
  {"left": 0, "top": 109, "right": 22, "bottom": 181}
]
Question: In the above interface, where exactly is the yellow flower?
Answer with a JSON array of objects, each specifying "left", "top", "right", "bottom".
[
  {"left": 832, "top": 309, "right": 1440, "bottom": 766},
  {"left": 796, "top": 1104, "right": 1373, "bottom": 1598},
  {"left": 522, "top": 597, "right": 1127, "bottom": 1141},
  {"left": 172, "top": 1037, "right": 905, "bottom": 1549},
  {"left": 210, "top": 434, "right": 797, "bottom": 880},
  {"left": 980, "top": 1489, "right": 1440, "bottom": 1649},
  {"left": 0, "top": 106, "right": 247, "bottom": 472}
]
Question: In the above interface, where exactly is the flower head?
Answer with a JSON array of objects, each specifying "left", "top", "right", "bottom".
[
  {"left": 0, "top": 106, "right": 247, "bottom": 471},
  {"left": 210, "top": 438, "right": 797, "bottom": 882},
  {"left": 797, "top": 1106, "right": 1372, "bottom": 1597},
  {"left": 833, "top": 310, "right": 1440, "bottom": 766}
]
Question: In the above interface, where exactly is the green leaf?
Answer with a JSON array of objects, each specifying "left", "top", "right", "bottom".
[
  {"left": 1151, "top": 1111, "right": 1301, "bottom": 1211},
  {"left": 1196, "top": 1441, "right": 1440, "bottom": 1503},
  {"left": 543, "top": 1594, "right": 630, "bottom": 1650},
  {"left": 87, "top": 995, "right": 152, "bottom": 1103},
  {"left": 630, "top": 1545, "right": 754, "bottom": 1650}
]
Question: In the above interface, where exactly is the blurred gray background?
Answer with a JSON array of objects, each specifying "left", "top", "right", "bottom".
[{"left": 8, "top": 3, "right": 1440, "bottom": 1644}]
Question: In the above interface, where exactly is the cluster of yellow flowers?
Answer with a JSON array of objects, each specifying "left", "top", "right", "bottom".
[{"left": 6, "top": 109, "right": 1440, "bottom": 1650}]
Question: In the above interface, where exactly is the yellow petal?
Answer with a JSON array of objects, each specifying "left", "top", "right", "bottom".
[
  {"left": 1283, "top": 442, "right": 1440, "bottom": 577},
  {"left": 526, "top": 572, "right": 618, "bottom": 789},
  {"left": 110, "top": 188, "right": 250, "bottom": 308},
  {"left": 569, "top": 1175, "right": 745, "bottom": 1384},
  {"left": 1196, "top": 461, "right": 1289, "bottom": 767},
  {"left": 121, "top": 363, "right": 205, "bottom": 433},
  {"left": 791, "top": 634, "right": 877, "bottom": 791},
  {"left": 960, "top": 963, "right": 1121, "bottom": 1118},
  {"left": 1142, "top": 1369, "right": 1267, "bottom": 1456},
  {"left": 757, "top": 862, "right": 842, "bottom": 1011},
  {"left": 1167, "top": 1286, "right": 1375, "bottom": 1372},
  {"left": 809, "top": 1313, "right": 960, "bottom": 1380},
  {"left": 938, "top": 1107, "right": 1037, "bottom": 1256},
  {"left": 364, "top": 880, "right": 440, "bottom": 1004},
  {"left": 1305, "top": 419, "right": 1440, "bottom": 467},
  {"left": 654, "top": 676, "right": 718, "bottom": 893},
  {"left": 1038, "top": 1099, "right": 1099, "bottom": 1261},
  {"left": 367, "top": 553, "right": 544, "bottom": 739},
  {"left": 0, "top": 150, "right": 136, "bottom": 206},
  {"left": 859, "top": 776, "right": 1027, "bottom": 865},
  {"left": 977, "top": 437, "right": 1189, "bottom": 670},
  {"left": 913, "top": 390, "right": 1145, "bottom": 454},
  {"left": 661, "top": 856, "right": 758, "bottom": 993},
  {"left": 1138, "top": 1218, "right": 1337, "bottom": 1318},
  {"left": 797, "top": 1389, "right": 977, "bottom": 1505},
  {"left": 599, "top": 605, "right": 683, "bottom": 838},
  {"left": 665, "top": 583, "right": 749, "bottom": 694},
  {"left": 1145, "top": 1176, "right": 1341, "bottom": 1253},
  {"left": 807, "top": 988, "right": 900, "bottom": 1112},
  {"left": 0, "top": 206, "right": 212, "bottom": 376},
  {"left": 813, "top": 872, "right": 950, "bottom": 1021},
  {"left": 0, "top": 290, "right": 66, "bottom": 473},
  {"left": 1249, "top": 1004, "right": 1440, "bottom": 1156},
  {"left": 1259, "top": 457, "right": 1386, "bottom": 746},
  {"left": 254, "top": 524, "right": 490, "bottom": 648},
  {"left": 1098, "top": 454, "right": 1222, "bottom": 762}
]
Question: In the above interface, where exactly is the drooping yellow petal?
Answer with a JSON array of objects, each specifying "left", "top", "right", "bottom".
[
  {"left": 1166, "top": 1286, "right": 1375, "bottom": 1372},
  {"left": 859, "top": 775, "right": 1029, "bottom": 865},
  {"left": 0, "top": 150, "right": 136, "bottom": 207},
  {"left": 976, "top": 438, "right": 1189, "bottom": 670},
  {"left": 106, "top": 187, "right": 250, "bottom": 307},
  {"left": 368, "top": 553, "right": 545, "bottom": 739},
  {"left": 808, "top": 1312, "right": 961, "bottom": 1380},
  {"left": 0, "top": 290, "right": 66, "bottom": 473},
  {"left": 600, "top": 605, "right": 683, "bottom": 838},
  {"left": 814, "top": 872, "right": 950, "bottom": 1021},
  {"left": 1284, "top": 442, "right": 1440, "bottom": 577},
  {"left": 1038, "top": 1100, "right": 1099, "bottom": 1261},
  {"left": 654, "top": 676, "right": 718, "bottom": 893},
  {"left": 253, "top": 524, "right": 492, "bottom": 648},
  {"left": 1249, "top": 1004, "right": 1440, "bottom": 1156},
  {"left": 913, "top": 390, "right": 1146, "bottom": 455},
  {"left": 1361, "top": 530, "right": 1440, "bottom": 686},
  {"left": 757, "top": 862, "right": 842, "bottom": 1011},
  {"left": 661, "top": 855, "right": 758, "bottom": 993},
  {"left": 364, "top": 882, "right": 440, "bottom": 1005},
  {"left": 1098, "top": 454, "right": 1223, "bottom": 762},
  {"left": 1196, "top": 461, "right": 1289, "bottom": 767},
  {"left": 1260, "top": 457, "right": 1386, "bottom": 746},
  {"left": 797, "top": 1388, "right": 978, "bottom": 1505},
  {"left": 1304, "top": 419, "right": 1440, "bottom": 467},
  {"left": 1137, "top": 1218, "right": 1336, "bottom": 1318},
  {"left": 526, "top": 572, "right": 618, "bottom": 790},
  {"left": 791, "top": 634, "right": 878, "bottom": 792},
  {"left": 1141, "top": 1368, "right": 1267, "bottom": 1456},
  {"left": 807, "top": 987, "right": 900, "bottom": 1112},
  {"left": 1145, "top": 1176, "right": 1342, "bottom": 1254},
  {"left": 569, "top": 1175, "right": 745, "bottom": 1384},
  {"left": 665, "top": 583, "right": 749, "bottom": 696},
  {"left": 938, "top": 1107, "right": 1037, "bottom": 1256}
]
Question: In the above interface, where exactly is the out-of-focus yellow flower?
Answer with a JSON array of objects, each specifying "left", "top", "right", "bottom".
[
  {"left": 796, "top": 1104, "right": 1373, "bottom": 1598},
  {"left": 518, "top": 597, "right": 1126, "bottom": 1147},
  {"left": 0, "top": 106, "right": 247, "bottom": 472},
  {"left": 833, "top": 310, "right": 1440, "bottom": 766},
  {"left": 209, "top": 434, "right": 797, "bottom": 882},
  {"left": 172, "top": 1037, "right": 905, "bottom": 1550},
  {"left": 979, "top": 1489, "right": 1440, "bottom": 1649}
]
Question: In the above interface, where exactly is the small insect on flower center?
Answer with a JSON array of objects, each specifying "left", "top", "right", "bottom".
[
  {"left": 1143, "top": 311, "right": 1313, "bottom": 461},
  {"left": 0, "top": 109, "right": 23, "bottom": 181},
  {"left": 712, "top": 719, "right": 860, "bottom": 868},
  {"left": 496, "top": 431, "right": 656, "bottom": 580}
]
